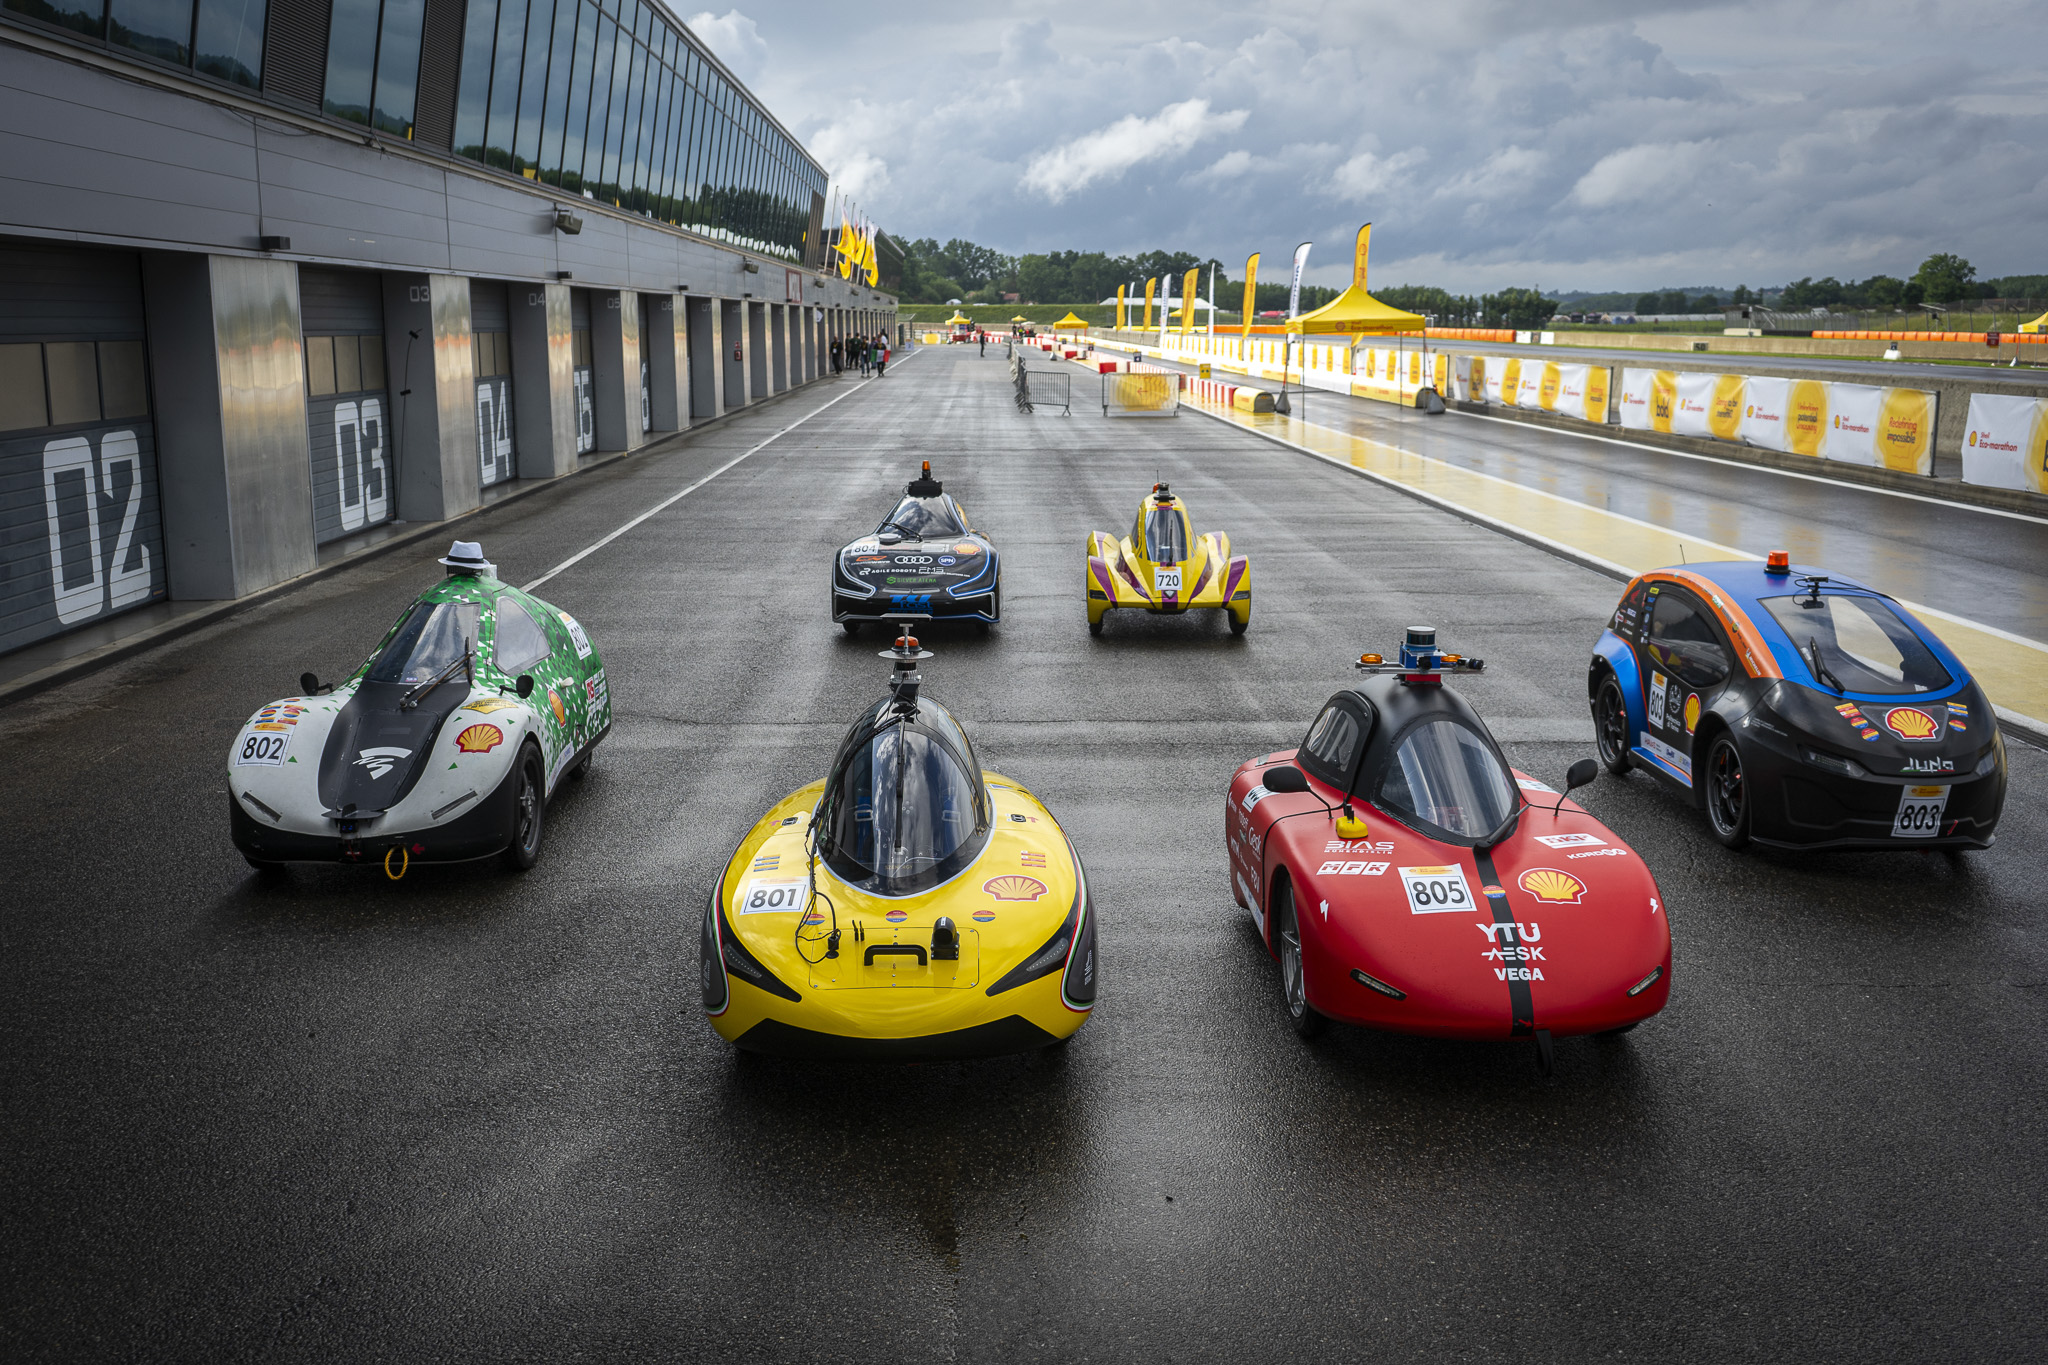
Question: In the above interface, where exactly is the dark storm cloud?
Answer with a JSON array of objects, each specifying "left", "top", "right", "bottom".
[{"left": 684, "top": 1, "right": 2048, "bottom": 290}]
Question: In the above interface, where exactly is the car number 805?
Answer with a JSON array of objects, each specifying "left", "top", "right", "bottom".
[
  {"left": 235, "top": 731, "right": 290, "bottom": 766},
  {"left": 1400, "top": 865, "right": 1472, "bottom": 914}
]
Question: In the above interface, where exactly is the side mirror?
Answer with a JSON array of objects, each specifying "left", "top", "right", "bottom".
[
  {"left": 1263, "top": 765, "right": 1309, "bottom": 794},
  {"left": 299, "top": 671, "right": 320, "bottom": 695},
  {"left": 516, "top": 674, "right": 535, "bottom": 699},
  {"left": 1564, "top": 758, "right": 1599, "bottom": 793}
]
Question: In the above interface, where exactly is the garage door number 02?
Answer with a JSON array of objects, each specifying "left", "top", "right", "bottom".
[{"left": 42, "top": 431, "right": 152, "bottom": 626}]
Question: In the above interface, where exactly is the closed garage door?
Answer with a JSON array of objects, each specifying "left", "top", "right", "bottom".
[
  {"left": 0, "top": 243, "right": 165, "bottom": 655},
  {"left": 471, "top": 280, "right": 515, "bottom": 487},
  {"left": 570, "top": 288, "right": 594, "bottom": 454},
  {"left": 300, "top": 267, "right": 391, "bottom": 543}
]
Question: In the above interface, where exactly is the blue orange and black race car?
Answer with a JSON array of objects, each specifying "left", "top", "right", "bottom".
[
  {"left": 832, "top": 463, "right": 1001, "bottom": 633},
  {"left": 1587, "top": 555, "right": 2006, "bottom": 851}
]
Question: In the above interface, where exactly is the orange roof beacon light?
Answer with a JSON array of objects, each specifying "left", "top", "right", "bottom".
[
  {"left": 1766, "top": 551, "right": 1791, "bottom": 575},
  {"left": 1355, "top": 626, "right": 1485, "bottom": 688}
]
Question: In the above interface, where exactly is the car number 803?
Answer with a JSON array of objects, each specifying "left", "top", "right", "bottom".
[
  {"left": 235, "top": 731, "right": 291, "bottom": 766},
  {"left": 1893, "top": 785, "right": 1948, "bottom": 839}
]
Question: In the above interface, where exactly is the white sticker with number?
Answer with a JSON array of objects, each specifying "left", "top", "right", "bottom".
[
  {"left": 1400, "top": 865, "right": 1473, "bottom": 915},
  {"left": 234, "top": 729, "right": 292, "bottom": 766},
  {"left": 559, "top": 612, "right": 593, "bottom": 660},
  {"left": 1893, "top": 785, "right": 1948, "bottom": 839},
  {"left": 736, "top": 877, "right": 809, "bottom": 914},
  {"left": 1154, "top": 566, "right": 1182, "bottom": 594}
]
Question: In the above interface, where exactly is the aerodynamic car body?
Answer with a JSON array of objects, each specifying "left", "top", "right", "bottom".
[
  {"left": 227, "top": 541, "right": 610, "bottom": 873},
  {"left": 703, "top": 633, "right": 1096, "bottom": 1058},
  {"left": 1588, "top": 555, "right": 2005, "bottom": 851},
  {"left": 1226, "top": 629, "right": 1671, "bottom": 1061},
  {"left": 832, "top": 462, "right": 1001, "bottom": 632},
  {"left": 1086, "top": 483, "right": 1250, "bottom": 635}
]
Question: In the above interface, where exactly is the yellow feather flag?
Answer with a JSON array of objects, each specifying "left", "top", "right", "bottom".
[
  {"left": 1352, "top": 222, "right": 1372, "bottom": 291},
  {"left": 863, "top": 225, "right": 879, "bottom": 286},
  {"left": 836, "top": 213, "right": 854, "bottom": 279},
  {"left": 1241, "top": 252, "right": 1260, "bottom": 339},
  {"left": 1180, "top": 267, "right": 1200, "bottom": 335},
  {"left": 1141, "top": 277, "right": 1156, "bottom": 331},
  {"left": 1116, "top": 284, "right": 1127, "bottom": 331}
]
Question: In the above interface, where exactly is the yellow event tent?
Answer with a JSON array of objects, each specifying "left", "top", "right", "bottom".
[
  {"left": 1011, "top": 315, "right": 1029, "bottom": 323},
  {"left": 1285, "top": 224, "right": 1425, "bottom": 336},
  {"left": 945, "top": 311, "right": 972, "bottom": 325},
  {"left": 2021, "top": 309, "right": 2047, "bottom": 334},
  {"left": 1052, "top": 312, "right": 1091, "bottom": 333}
]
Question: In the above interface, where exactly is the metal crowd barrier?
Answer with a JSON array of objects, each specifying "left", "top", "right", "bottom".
[{"left": 1101, "top": 370, "right": 1180, "bottom": 418}]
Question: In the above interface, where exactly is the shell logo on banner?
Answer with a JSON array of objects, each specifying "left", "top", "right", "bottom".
[
  {"left": 1501, "top": 358, "right": 1522, "bottom": 405},
  {"left": 1409, "top": 350, "right": 1422, "bottom": 384},
  {"left": 1708, "top": 374, "right": 1746, "bottom": 441},
  {"left": 1583, "top": 366, "right": 1610, "bottom": 422},
  {"left": 1959, "top": 392, "right": 2048, "bottom": 493},
  {"left": 1538, "top": 363, "right": 1563, "bottom": 411},
  {"left": 1788, "top": 380, "right": 1829, "bottom": 456}
]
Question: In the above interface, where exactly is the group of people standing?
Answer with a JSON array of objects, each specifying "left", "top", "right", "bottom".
[{"left": 829, "top": 333, "right": 891, "bottom": 378}]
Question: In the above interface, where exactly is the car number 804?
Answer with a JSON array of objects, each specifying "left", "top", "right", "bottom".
[
  {"left": 1400, "top": 865, "right": 1472, "bottom": 914},
  {"left": 235, "top": 731, "right": 291, "bottom": 766},
  {"left": 1893, "top": 785, "right": 1948, "bottom": 839}
]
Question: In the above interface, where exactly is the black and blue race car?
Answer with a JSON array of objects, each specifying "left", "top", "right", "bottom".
[
  {"left": 832, "top": 463, "right": 1001, "bottom": 633},
  {"left": 1587, "top": 555, "right": 2005, "bottom": 851}
]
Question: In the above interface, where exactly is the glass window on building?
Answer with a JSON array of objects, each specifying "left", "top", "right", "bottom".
[
  {"left": 535, "top": 0, "right": 577, "bottom": 181},
  {"left": 108, "top": 0, "right": 192, "bottom": 65},
  {"left": 554, "top": 0, "right": 596, "bottom": 190},
  {"left": 323, "top": 0, "right": 378, "bottom": 123},
  {"left": 482, "top": 0, "right": 525, "bottom": 167},
  {"left": 511, "top": 0, "right": 552, "bottom": 172},
  {"left": 4, "top": 0, "right": 107, "bottom": 38},
  {"left": 452, "top": 0, "right": 497, "bottom": 156},
  {"left": 194, "top": 0, "right": 263, "bottom": 86},
  {"left": 580, "top": 12, "right": 615, "bottom": 189},
  {"left": 371, "top": 0, "right": 425, "bottom": 137}
]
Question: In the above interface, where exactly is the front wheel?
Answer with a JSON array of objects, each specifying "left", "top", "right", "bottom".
[
  {"left": 841, "top": 620, "right": 861, "bottom": 636},
  {"left": 505, "top": 745, "right": 547, "bottom": 870},
  {"left": 1228, "top": 606, "right": 1248, "bottom": 636},
  {"left": 1703, "top": 733, "right": 1750, "bottom": 850},
  {"left": 1594, "top": 676, "right": 1632, "bottom": 776},
  {"left": 1273, "top": 880, "right": 1325, "bottom": 1038}
]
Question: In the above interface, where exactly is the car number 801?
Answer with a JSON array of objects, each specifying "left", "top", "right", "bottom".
[
  {"left": 1400, "top": 865, "right": 1472, "bottom": 914},
  {"left": 235, "top": 731, "right": 291, "bottom": 766},
  {"left": 737, "top": 878, "right": 808, "bottom": 914}
]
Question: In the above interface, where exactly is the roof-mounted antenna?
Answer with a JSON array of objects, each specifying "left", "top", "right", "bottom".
[{"left": 880, "top": 626, "right": 935, "bottom": 712}]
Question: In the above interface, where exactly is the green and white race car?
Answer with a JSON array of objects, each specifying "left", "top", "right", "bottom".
[{"left": 227, "top": 541, "right": 610, "bottom": 873}]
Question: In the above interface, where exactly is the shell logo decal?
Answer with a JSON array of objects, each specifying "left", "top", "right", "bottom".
[
  {"left": 454, "top": 723, "right": 504, "bottom": 754},
  {"left": 1518, "top": 868, "right": 1588, "bottom": 904},
  {"left": 1683, "top": 693, "right": 1701, "bottom": 734},
  {"left": 983, "top": 875, "right": 1049, "bottom": 901},
  {"left": 547, "top": 689, "right": 566, "bottom": 726},
  {"left": 1884, "top": 707, "right": 1940, "bottom": 742}
]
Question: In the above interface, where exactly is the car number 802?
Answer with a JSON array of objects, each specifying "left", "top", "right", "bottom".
[{"left": 235, "top": 731, "right": 290, "bottom": 766}]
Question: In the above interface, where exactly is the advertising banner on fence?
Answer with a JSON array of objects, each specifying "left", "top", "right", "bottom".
[
  {"left": 1961, "top": 392, "right": 2048, "bottom": 491},
  {"left": 1620, "top": 368, "right": 1932, "bottom": 472}
]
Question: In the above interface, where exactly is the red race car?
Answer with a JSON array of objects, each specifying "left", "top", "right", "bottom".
[{"left": 1225, "top": 628, "right": 1673, "bottom": 1072}]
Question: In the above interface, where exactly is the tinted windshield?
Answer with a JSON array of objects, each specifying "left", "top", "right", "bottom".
[
  {"left": 1377, "top": 720, "right": 1518, "bottom": 842},
  {"left": 366, "top": 600, "right": 481, "bottom": 685},
  {"left": 878, "top": 496, "right": 966, "bottom": 540},
  {"left": 1763, "top": 593, "right": 1952, "bottom": 695},
  {"left": 1144, "top": 508, "right": 1188, "bottom": 563},
  {"left": 820, "top": 718, "right": 989, "bottom": 895}
]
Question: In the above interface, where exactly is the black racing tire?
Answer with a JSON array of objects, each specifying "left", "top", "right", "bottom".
[
  {"left": 1703, "top": 732, "right": 1751, "bottom": 850},
  {"left": 569, "top": 746, "right": 593, "bottom": 781},
  {"left": 505, "top": 745, "right": 546, "bottom": 870},
  {"left": 1594, "top": 676, "right": 1633, "bottom": 776},
  {"left": 841, "top": 620, "right": 861, "bottom": 636},
  {"left": 1273, "top": 880, "right": 1326, "bottom": 1039},
  {"left": 1228, "top": 609, "right": 1248, "bottom": 636}
]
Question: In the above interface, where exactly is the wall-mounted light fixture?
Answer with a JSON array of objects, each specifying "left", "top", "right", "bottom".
[
  {"left": 554, "top": 208, "right": 584, "bottom": 235},
  {"left": 677, "top": 284, "right": 690, "bottom": 291},
  {"left": 557, "top": 270, "right": 574, "bottom": 280},
  {"left": 742, "top": 262, "right": 761, "bottom": 274},
  {"left": 258, "top": 235, "right": 290, "bottom": 252}
]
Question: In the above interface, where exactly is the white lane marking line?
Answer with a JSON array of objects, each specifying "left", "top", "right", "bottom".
[
  {"left": 522, "top": 355, "right": 916, "bottom": 592},
  {"left": 1184, "top": 400, "right": 2048, "bottom": 661},
  {"left": 1448, "top": 408, "right": 2048, "bottom": 527}
]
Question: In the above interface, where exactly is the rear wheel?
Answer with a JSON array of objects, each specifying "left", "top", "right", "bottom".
[
  {"left": 1088, "top": 615, "right": 1104, "bottom": 636},
  {"left": 1703, "top": 733, "right": 1750, "bottom": 850},
  {"left": 841, "top": 620, "right": 861, "bottom": 636},
  {"left": 1594, "top": 676, "right": 1632, "bottom": 776},
  {"left": 1228, "top": 607, "right": 1248, "bottom": 636},
  {"left": 505, "top": 745, "right": 546, "bottom": 870},
  {"left": 1273, "top": 880, "right": 1325, "bottom": 1038}
]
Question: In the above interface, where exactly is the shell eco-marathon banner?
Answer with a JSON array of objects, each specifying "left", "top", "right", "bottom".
[
  {"left": 1616, "top": 369, "right": 1936, "bottom": 474},
  {"left": 1452, "top": 355, "right": 1610, "bottom": 423},
  {"left": 1961, "top": 393, "right": 2048, "bottom": 492},
  {"left": 1142, "top": 333, "right": 1446, "bottom": 407}
]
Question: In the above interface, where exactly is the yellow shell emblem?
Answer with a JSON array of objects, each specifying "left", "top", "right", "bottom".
[
  {"left": 983, "top": 875, "right": 1049, "bottom": 902},
  {"left": 1683, "top": 693, "right": 1701, "bottom": 734},
  {"left": 1518, "top": 868, "right": 1587, "bottom": 904}
]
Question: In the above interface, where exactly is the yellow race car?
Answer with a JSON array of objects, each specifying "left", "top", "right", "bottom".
[
  {"left": 701, "top": 632, "right": 1098, "bottom": 1058},
  {"left": 1086, "top": 483, "right": 1250, "bottom": 635}
]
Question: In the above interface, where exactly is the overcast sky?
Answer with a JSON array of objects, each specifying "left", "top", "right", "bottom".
[{"left": 683, "top": 0, "right": 2048, "bottom": 293}]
